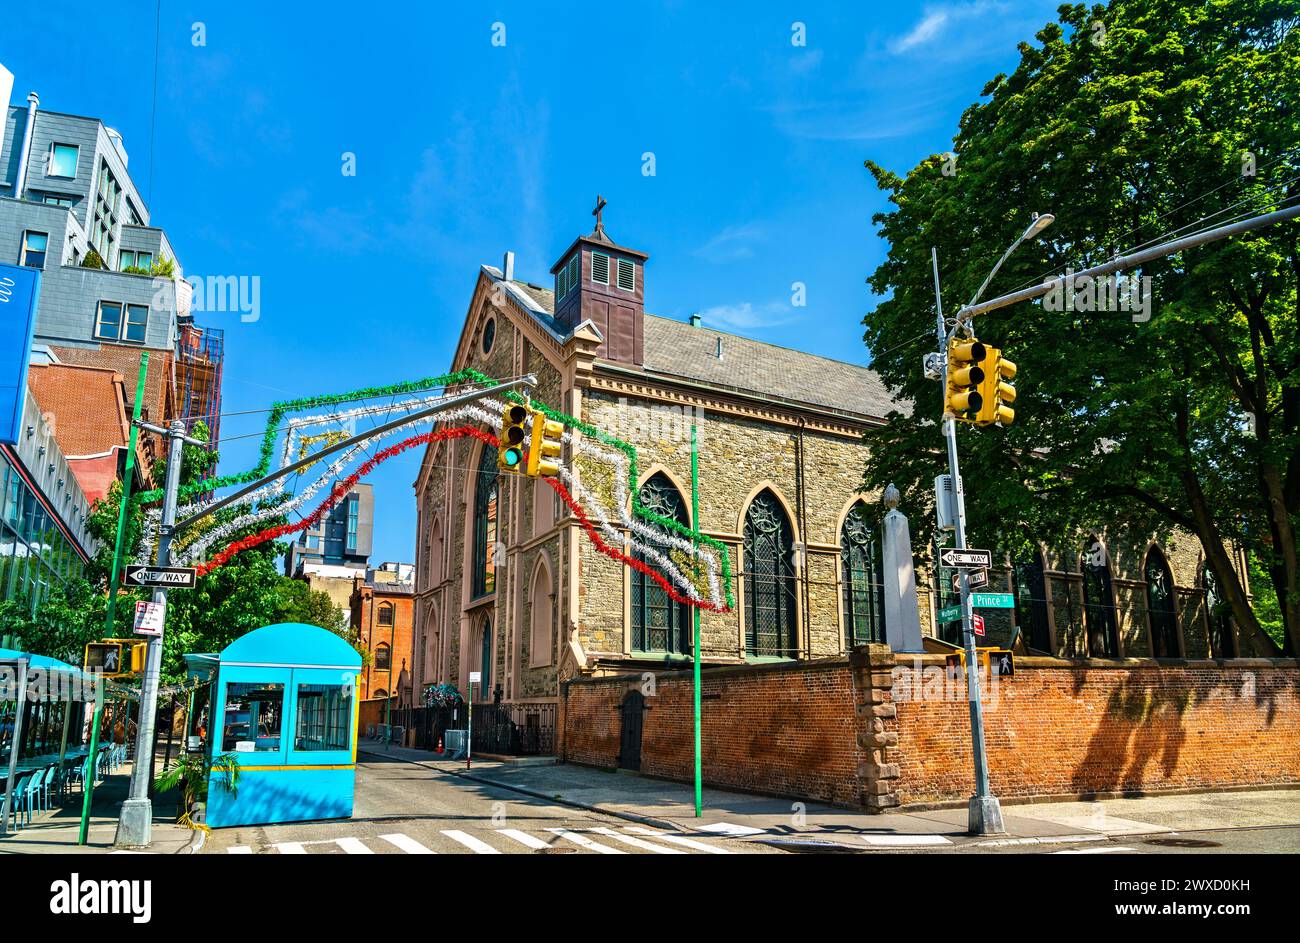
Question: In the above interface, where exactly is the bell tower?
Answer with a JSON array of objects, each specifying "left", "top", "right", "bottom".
[{"left": 550, "top": 196, "right": 648, "bottom": 365}]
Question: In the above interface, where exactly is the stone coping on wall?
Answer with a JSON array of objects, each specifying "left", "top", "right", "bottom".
[
  {"left": 891, "top": 653, "right": 1300, "bottom": 670},
  {"left": 561, "top": 654, "right": 854, "bottom": 689}
]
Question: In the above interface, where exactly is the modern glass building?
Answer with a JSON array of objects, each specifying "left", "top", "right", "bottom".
[{"left": 0, "top": 391, "right": 96, "bottom": 614}]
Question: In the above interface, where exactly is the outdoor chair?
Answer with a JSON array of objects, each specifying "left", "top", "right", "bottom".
[
  {"left": 7, "top": 772, "right": 32, "bottom": 829},
  {"left": 38, "top": 765, "right": 56, "bottom": 811}
]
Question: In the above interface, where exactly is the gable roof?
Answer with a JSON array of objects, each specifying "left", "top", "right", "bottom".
[{"left": 487, "top": 268, "right": 899, "bottom": 422}]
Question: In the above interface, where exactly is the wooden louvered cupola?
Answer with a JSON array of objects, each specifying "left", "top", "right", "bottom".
[{"left": 550, "top": 195, "right": 649, "bottom": 365}]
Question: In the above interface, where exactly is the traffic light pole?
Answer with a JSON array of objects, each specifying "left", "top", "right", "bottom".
[
  {"left": 932, "top": 248, "right": 1004, "bottom": 836},
  {"left": 116, "top": 419, "right": 190, "bottom": 848}
]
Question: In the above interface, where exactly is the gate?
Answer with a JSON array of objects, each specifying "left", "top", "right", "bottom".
[
  {"left": 469, "top": 702, "right": 556, "bottom": 756},
  {"left": 618, "top": 691, "right": 645, "bottom": 771}
]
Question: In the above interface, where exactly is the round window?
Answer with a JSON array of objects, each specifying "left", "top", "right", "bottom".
[{"left": 482, "top": 317, "right": 496, "bottom": 354}]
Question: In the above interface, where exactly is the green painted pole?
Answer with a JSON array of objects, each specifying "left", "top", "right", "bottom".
[
  {"left": 105, "top": 352, "right": 149, "bottom": 632},
  {"left": 80, "top": 351, "right": 147, "bottom": 844},
  {"left": 77, "top": 683, "right": 104, "bottom": 845},
  {"left": 691, "top": 422, "right": 702, "bottom": 817}
]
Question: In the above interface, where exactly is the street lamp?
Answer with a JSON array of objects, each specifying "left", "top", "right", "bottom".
[{"left": 967, "top": 213, "right": 1055, "bottom": 309}]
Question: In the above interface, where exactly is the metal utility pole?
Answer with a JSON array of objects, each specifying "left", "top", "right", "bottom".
[
  {"left": 116, "top": 418, "right": 200, "bottom": 848},
  {"left": 932, "top": 248, "right": 1004, "bottom": 836}
]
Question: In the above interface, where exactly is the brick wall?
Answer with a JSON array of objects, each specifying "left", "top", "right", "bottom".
[
  {"left": 560, "top": 649, "right": 1300, "bottom": 809},
  {"left": 562, "top": 658, "right": 870, "bottom": 807},
  {"left": 891, "top": 655, "right": 1300, "bottom": 805}
]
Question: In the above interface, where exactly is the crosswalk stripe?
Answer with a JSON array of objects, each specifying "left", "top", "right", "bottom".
[
  {"left": 548, "top": 828, "right": 626, "bottom": 854},
  {"left": 380, "top": 833, "right": 435, "bottom": 854},
  {"left": 588, "top": 826, "right": 685, "bottom": 854},
  {"left": 1052, "top": 846, "right": 1135, "bottom": 855},
  {"left": 335, "top": 837, "right": 374, "bottom": 854},
  {"left": 442, "top": 829, "right": 502, "bottom": 854},
  {"left": 227, "top": 846, "right": 253, "bottom": 854},
  {"left": 272, "top": 842, "right": 308, "bottom": 854},
  {"left": 625, "top": 826, "right": 733, "bottom": 854},
  {"left": 497, "top": 828, "right": 552, "bottom": 850}
]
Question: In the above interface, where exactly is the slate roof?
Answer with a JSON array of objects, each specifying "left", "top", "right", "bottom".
[{"left": 488, "top": 268, "right": 900, "bottom": 422}]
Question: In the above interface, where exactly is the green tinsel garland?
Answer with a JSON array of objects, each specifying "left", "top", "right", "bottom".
[{"left": 133, "top": 367, "right": 735, "bottom": 608}]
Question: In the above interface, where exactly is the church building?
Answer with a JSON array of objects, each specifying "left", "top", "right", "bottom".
[{"left": 410, "top": 202, "right": 1263, "bottom": 726}]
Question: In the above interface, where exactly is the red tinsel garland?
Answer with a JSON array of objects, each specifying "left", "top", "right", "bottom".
[
  {"left": 197, "top": 425, "right": 495, "bottom": 575},
  {"left": 542, "top": 476, "right": 731, "bottom": 614},
  {"left": 198, "top": 424, "right": 731, "bottom": 614}
]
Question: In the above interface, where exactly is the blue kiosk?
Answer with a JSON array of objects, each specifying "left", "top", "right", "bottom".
[{"left": 184, "top": 623, "right": 361, "bottom": 828}]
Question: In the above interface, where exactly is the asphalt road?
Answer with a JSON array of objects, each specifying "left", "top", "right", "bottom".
[{"left": 201, "top": 755, "right": 780, "bottom": 855}]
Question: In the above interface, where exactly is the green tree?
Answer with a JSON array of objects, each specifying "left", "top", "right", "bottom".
[{"left": 861, "top": 0, "right": 1299, "bottom": 651}]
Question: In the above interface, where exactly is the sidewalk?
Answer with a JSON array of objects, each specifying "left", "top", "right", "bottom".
[
  {"left": 0, "top": 762, "right": 198, "bottom": 855},
  {"left": 359, "top": 739, "right": 1300, "bottom": 849}
]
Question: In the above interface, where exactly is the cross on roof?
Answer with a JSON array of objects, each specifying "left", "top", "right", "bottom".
[{"left": 592, "top": 194, "right": 608, "bottom": 236}]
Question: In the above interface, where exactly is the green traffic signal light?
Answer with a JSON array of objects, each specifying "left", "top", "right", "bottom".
[{"left": 502, "top": 446, "right": 523, "bottom": 468}]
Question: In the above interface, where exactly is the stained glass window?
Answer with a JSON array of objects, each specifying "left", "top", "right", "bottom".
[
  {"left": 631, "top": 473, "right": 691, "bottom": 655},
  {"left": 744, "top": 490, "right": 797, "bottom": 658},
  {"left": 472, "top": 446, "right": 497, "bottom": 598},
  {"left": 1144, "top": 546, "right": 1180, "bottom": 657},
  {"left": 841, "top": 503, "right": 884, "bottom": 647}
]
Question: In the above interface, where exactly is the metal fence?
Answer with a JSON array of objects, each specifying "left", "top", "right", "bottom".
[{"left": 469, "top": 702, "right": 556, "bottom": 757}]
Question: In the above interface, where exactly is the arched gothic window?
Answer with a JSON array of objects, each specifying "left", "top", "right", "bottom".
[
  {"left": 1144, "top": 546, "right": 1180, "bottom": 658},
  {"left": 472, "top": 446, "right": 498, "bottom": 598},
  {"left": 1080, "top": 537, "right": 1119, "bottom": 657},
  {"left": 841, "top": 503, "right": 884, "bottom": 647},
  {"left": 743, "top": 490, "right": 797, "bottom": 658},
  {"left": 631, "top": 473, "right": 692, "bottom": 655},
  {"left": 375, "top": 642, "right": 391, "bottom": 671},
  {"left": 1202, "top": 565, "right": 1236, "bottom": 658},
  {"left": 529, "top": 564, "right": 553, "bottom": 667},
  {"left": 1012, "top": 548, "right": 1052, "bottom": 652}
]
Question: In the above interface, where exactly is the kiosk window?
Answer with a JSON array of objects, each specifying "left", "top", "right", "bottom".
[
  {"left": 295, "top": 683, "right": 352, "bottom": 751},
  {"left": 222, "top": 683, "right": 284, "bottom": 752}
]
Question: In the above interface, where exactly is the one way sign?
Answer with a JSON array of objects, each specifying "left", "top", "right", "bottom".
[
  {"left": 939, "top": 548, "right": 993, "bottom": 569},
  {"left": 124, "top": 564, "right": 198, "bottom": 589}
]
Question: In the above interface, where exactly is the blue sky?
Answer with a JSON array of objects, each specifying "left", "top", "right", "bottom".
[{"left": 6, "top": 0, "right": 1065, "bottom": 565}]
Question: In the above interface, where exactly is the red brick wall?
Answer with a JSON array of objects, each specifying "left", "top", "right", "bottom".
[
  {"left": 891, "top": 656, "right": 1300, "bottom": 805},
  {"left": 562, "top": 659, "right": 866, "bottom": 806},
  {"left": 561, "top": 652, "right": 1300, "bottom": 809}
]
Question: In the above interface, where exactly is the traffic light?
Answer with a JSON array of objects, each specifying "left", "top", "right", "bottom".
[
  {"left": 497, "top": 403, "right": 528, "bottom": 473},
  {"left": 946, "top": 337, "right": 987, "bottom": 421},
  {"left": 84, "top": 639, "right": 147, "bottom": 677},
  {"left": 526, "top": 408, "right": 564, "bottom": 478},
  {"left": 976, "top": 346, "right": 1017, "bottom": 427}
]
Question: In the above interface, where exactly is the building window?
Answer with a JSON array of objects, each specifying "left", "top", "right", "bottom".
[
  {"left": 221, "top": 682, "right": 284, "bottom": 752},
  {"left": 1202, "top": 565, "right": 1235, "bottom": 658},
  {"left": 94, "top": 302, "right": 123, "bottom": 340},
  {"left": 618, "top": 257, "right": 639, "bottom": 290},
  {"left": 841, "top": 502, "right": 884, "bottom": 648},
  {"left": 591, "top": 251, "right": 610, "bottom": 286},
  {"left": 346, "top": 497, "right": 358, "bottom": 552},
  {"left": 41, "top": 193, "right": 74, "bottom": 208},
  {"left": 482, "top": 316, "right": 496, "bottom": 354},
  {"left": 476, "top": 616, "right": 493, "bottom": 695},
  {"left": 375, "top": 642, "right": 391, "bottom": 671},
  {"left": 119, "top": 249, "right": 154, "bottom": 273},
  {"left": 471, "top": 446, "right": 498, "bottom": 598},
  {"left": 1144, "top": 546, "right": 1180, "bottom": 658},
  {"left": 48, "top": 144, "right": 79, "bottom": 179},
  {"left": 529, "top": 564, "right": 553, "bottom": 667},
  {"left": 20, "top": 231, "right": 47, "bottom": 269},
  {"left": 630, "top": 473, "right": 691, "bottom": 656},
  {"left": 567, "top": 255, "right": 580, "bottom": 294},
  {"left": 377, "top": 602, "right": 394, "bottom": 626},
  {"left": 1080, "top": 537, "right": 1119, "bottom": 657},
  {"left": 294, "top": 683, "right": 352, "bottom": 752},
  {"left": 95, "top": 301, "right": 148, "bottom": 343},
  {"left": 1012, "top": 549, "right": 1052, "bottom": 652},
  {"left": 743, "top": 490, "right": 797, "bottom": 658}
]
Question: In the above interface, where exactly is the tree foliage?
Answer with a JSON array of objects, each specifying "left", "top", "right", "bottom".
[{"left": 862, "top": 0, "right": 1299, "bottom": 651}]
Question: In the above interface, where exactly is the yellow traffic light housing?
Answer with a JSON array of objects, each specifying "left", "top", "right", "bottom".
[
  {"left": 497, "top": 403, "right": 528, "bottom": 473},
  {"left": 526, "top": 408, "right": 564, "bottom": 478},
  {"left": 976, "top": 347, "right": 1017, "bottom": 427},
  {"left": 946, "top": 338, "right": 987, "bottom": 420},
  {"left": 83, "top": 639, "right": 148, "bottom": 677}
]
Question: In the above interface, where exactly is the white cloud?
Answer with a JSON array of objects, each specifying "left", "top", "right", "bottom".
[
  {"left": 888, "top": 1, "right": 1011, "bottom": 55},
  {"left": 697, "top": 300, "right": 796, "bottom": 331},
  {"left": 693, "top": 224, "right": 766, "bottom": 263}
]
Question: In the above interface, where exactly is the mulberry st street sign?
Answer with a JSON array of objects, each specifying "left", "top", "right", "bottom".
[
  {"left": 939, "top": 547, "right": 993, "bottom": 569},
  {"left": 123, "top": 564, "right": 197, "bottom": 589}
]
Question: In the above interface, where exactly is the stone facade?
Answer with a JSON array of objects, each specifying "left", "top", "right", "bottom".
[{"left": 410, "top": 224, "right": 1264, "bottom": 732}]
